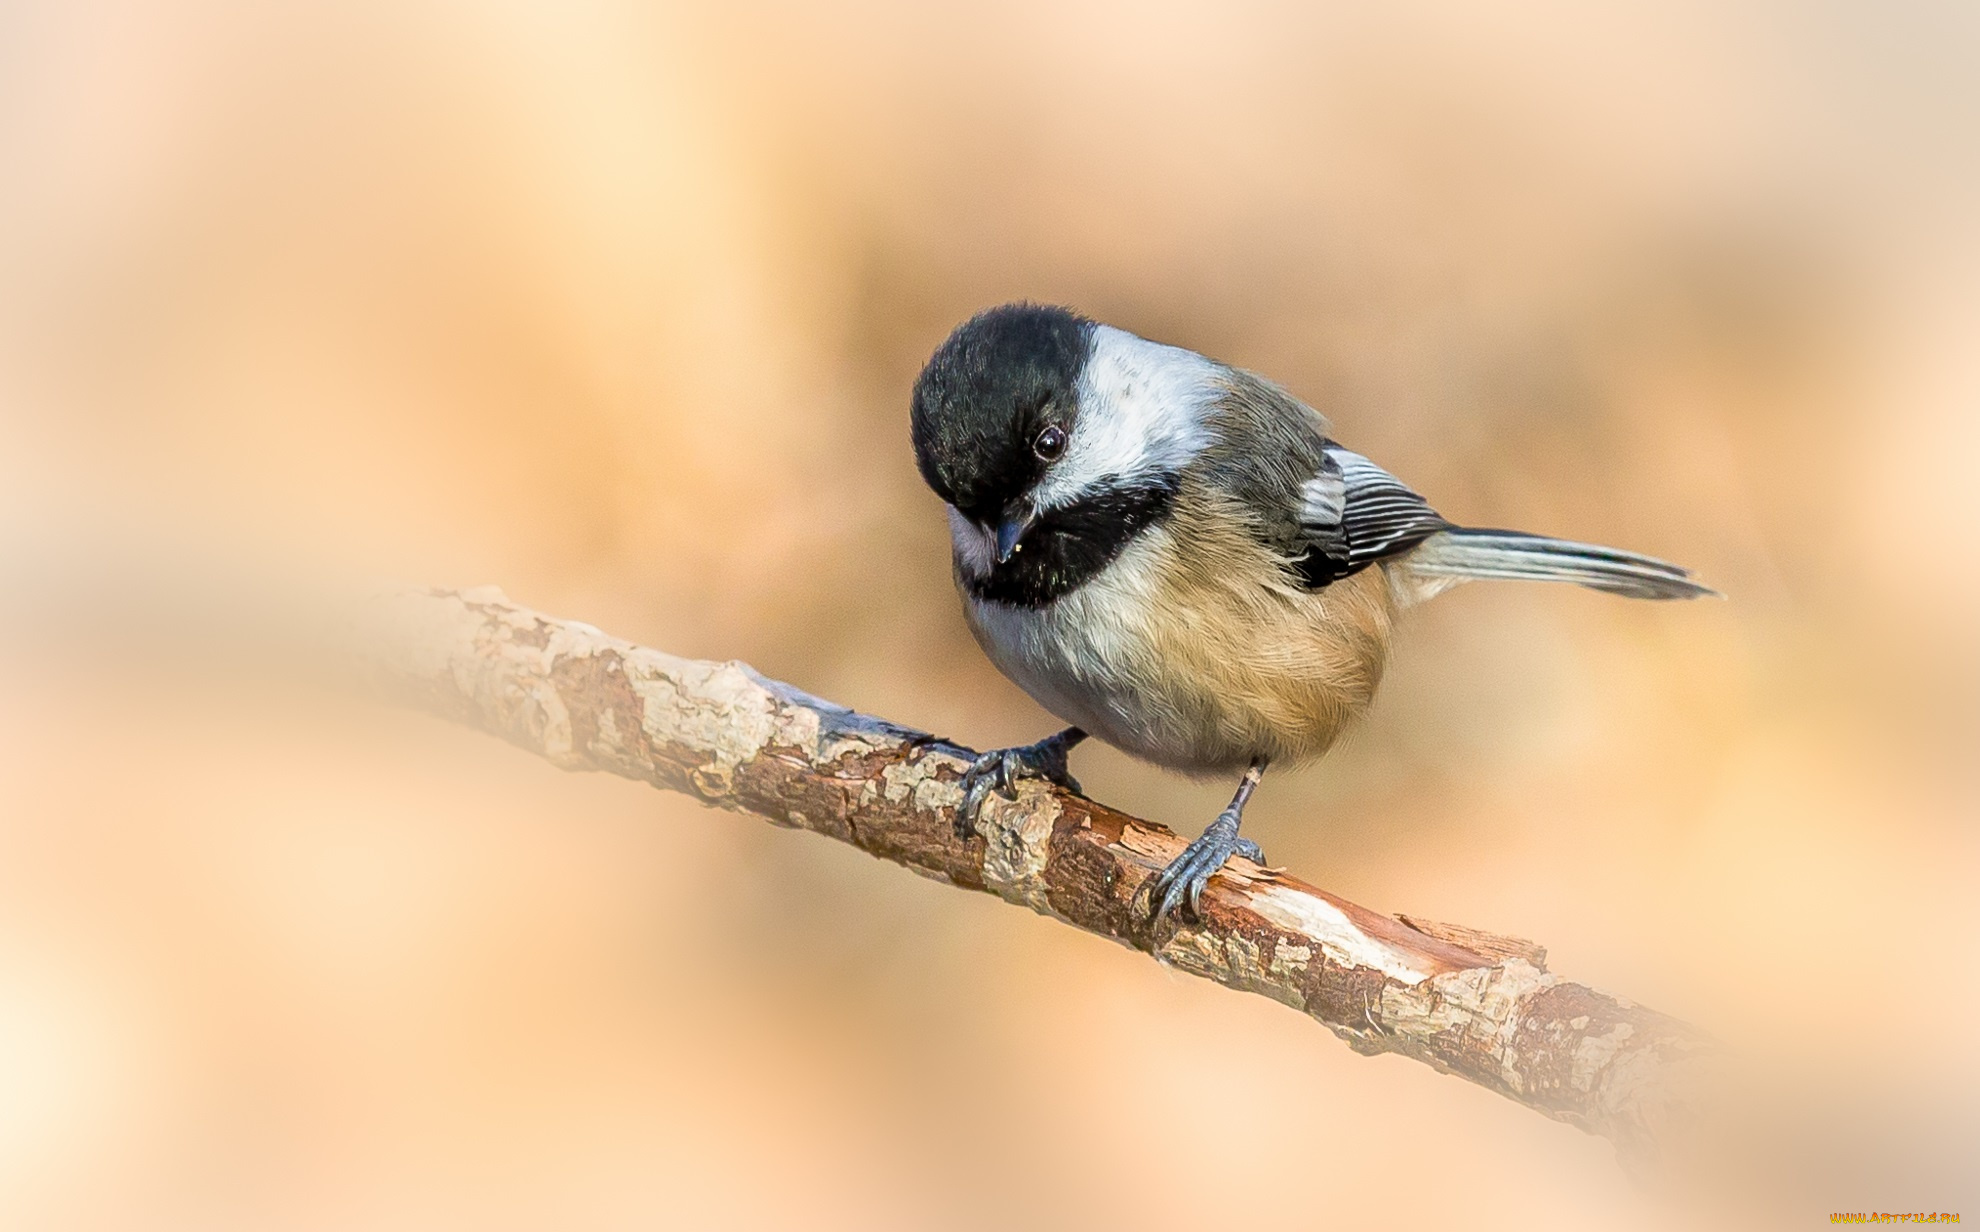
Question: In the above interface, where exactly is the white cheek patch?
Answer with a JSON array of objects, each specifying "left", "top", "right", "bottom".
[
  {"left": 1031, "top": 325, "right": 1218, "bottom": 510},
  {"left": 947, "top": 505, "right": 997, "bottom": 579}
]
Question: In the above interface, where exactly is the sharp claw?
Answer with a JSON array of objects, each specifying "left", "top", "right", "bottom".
[
  {"left": 955, "top": 753, "right": 1000, "bottom": 839},
  {"left": 1148, "top": 850, "right": 1198, "bottom": 926},
  {"left": 959, "top": 768, "right": 994, "bottom": 835},
  {"left": 1150, "top": 868, "right": 1186, "bottom": 925},
  {"left": 1234, "top": 838, "right": 1264, "bottom": 863}
]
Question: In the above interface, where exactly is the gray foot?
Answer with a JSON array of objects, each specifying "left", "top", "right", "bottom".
[
  {"left": 1148, "top": 811, "right": 1266, "bottom": 924},
  {"left": 954, "top": 728, "right": 1085, "bottom": 839}
]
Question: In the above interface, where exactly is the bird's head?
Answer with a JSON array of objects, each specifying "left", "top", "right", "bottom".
[
  {"left": 910, "top": 303, "right": 1090, "bottom": 567},
  {"left": 910, "top": 304, "right": 1213, "bottom": 605}
]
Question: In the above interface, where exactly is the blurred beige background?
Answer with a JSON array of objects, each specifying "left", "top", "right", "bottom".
[{"left": 1, "top": 1, "right": 1977, "bottom": 1227}]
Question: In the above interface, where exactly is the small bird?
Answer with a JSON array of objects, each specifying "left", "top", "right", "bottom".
[{"left": 910, "top": 303, "right": 1714, "bottom": 923}]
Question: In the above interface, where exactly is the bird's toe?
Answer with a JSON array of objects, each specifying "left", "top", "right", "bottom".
[
  {"left": 1148, "top": 811, "right": 1250, "bottom": 924},
  {"left": 952, "top": 734, "right": 1085, "bottom": 840},
  {"left": 954, "top": 750, "right": 1013, "bottom": 838}
]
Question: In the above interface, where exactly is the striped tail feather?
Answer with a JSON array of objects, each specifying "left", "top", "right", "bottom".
[{"left": 1404, "top": 528, "right": 1718, "bottom": 601}]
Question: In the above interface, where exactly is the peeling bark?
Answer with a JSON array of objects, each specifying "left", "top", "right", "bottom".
[{"left": 355, "top": 585, "right": 1715, "bottom": 1162}]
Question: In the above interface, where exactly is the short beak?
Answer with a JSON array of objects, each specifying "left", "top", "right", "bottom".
[{"left": 993, "top": 504, "right": 1038, "bottom": 564}]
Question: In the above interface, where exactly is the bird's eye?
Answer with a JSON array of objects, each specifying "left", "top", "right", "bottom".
[{"left": 1033, "top": 424, "right": 1068, "bottom": 461}]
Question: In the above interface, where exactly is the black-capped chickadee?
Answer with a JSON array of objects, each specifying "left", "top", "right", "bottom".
[{"left": 910, "top": 304, "right": 1713, "bottom": 923}]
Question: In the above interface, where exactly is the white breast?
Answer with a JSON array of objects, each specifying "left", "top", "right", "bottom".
[{"left": 960, "top": 528, "right": 1203, "bottom": 768}]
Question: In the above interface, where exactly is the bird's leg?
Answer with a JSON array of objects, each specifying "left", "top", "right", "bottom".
[
  {"left": 954, "top": 727, "right": 1087, "bottom": 839},
  {"left": 1148, "top": 758, "right": 1269, "bottom": 924}
]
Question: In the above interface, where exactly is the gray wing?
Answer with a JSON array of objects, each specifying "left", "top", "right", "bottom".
[
  {"left": 1292, "top": 445, "right": 1449, "bottom": 587},
  {"left": 1191, "top": 369, "right": 1448, "bottom": 587}
]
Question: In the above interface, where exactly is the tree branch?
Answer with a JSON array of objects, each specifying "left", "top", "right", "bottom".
[{"left": 356, "top": 585, "right": 1714, "bottom": 1163}]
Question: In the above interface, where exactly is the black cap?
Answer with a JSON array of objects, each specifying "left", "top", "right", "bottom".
[{"left": 910, "top": 303, "right": 1093, "bottom": 523}]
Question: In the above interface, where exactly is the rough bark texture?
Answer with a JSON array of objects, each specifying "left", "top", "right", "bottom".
[{"left": 356, "top": 585, "right": 1714, "bottom": 1163}]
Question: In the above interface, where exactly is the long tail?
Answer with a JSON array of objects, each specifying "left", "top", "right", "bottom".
[{"left": 1404, "top": 528, "right": 1718, "bottom": 601}]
